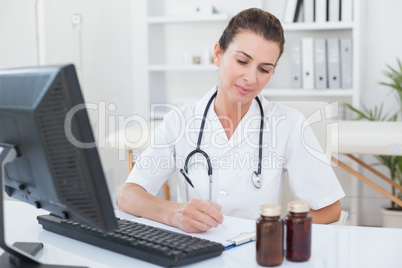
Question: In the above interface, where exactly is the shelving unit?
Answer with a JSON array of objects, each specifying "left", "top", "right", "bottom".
[
  {"left": 274, "top": 0, "right": 361, "bottom": 226},
  {"left": 131, "top": 0, "right": 361, "bottom": 225},
  {"left": 137, "top": 0, "right": 361, "bottom": 119},
  {"left": 143, "top": 0, "right": 229, "bottom": 118}
]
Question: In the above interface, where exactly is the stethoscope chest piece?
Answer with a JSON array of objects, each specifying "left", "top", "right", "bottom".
[{"left": 251, "top": 171, "right": 262, "bottom": 189}]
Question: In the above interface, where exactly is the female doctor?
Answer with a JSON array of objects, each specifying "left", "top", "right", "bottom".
[{"left": 118, "top": 8, "right": 345, "bottom": 233}]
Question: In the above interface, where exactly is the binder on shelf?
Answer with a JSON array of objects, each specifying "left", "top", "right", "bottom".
[
  {"left": 301, "top": 37, "right": 315, "bottom": 89},
  {"left": 315, "top": 0, "right": 327, "bottom": 23},
  {"left": 303, "top": 0, "right": 315, "bottom": 23},
  {"left": 295, "top": 0, "right": 304, "bottom": 22},
  {"left": 283, "top": 0, "right": 303, "bottom": 23},
  {"left": 328, "top": 0, "right": 340, "bottom": 22},
  {"left": 327, "top": 38, "right": 341, "bottom": 89},
  {"left": 340, "top": 38, "right": 353, "bottom": 89},
  {"left": 341, "top": 0, "right": 353, "bottom": 22},
  {"left": 290, "top": 39, "right": 302, "bottom": 88},
  {"left": 314, "top": 38, "right": 328, "bottom": 89}
]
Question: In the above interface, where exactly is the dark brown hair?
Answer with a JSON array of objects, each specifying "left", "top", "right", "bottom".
[{"left": 218, "top": 8, "right": 285, "bottom": 62}]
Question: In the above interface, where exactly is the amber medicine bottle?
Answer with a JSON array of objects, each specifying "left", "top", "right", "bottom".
[
  {"left": 256, "top": 204, "right": 284, "bottom": 266},
  {"left": 285, "top": 201, "right": 312, "bottom": 262}
]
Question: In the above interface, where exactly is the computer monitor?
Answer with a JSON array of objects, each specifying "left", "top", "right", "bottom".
[{"left": 0, "top": 64, "right": 118, "bottom": 267}]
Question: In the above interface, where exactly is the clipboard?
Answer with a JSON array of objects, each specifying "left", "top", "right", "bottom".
[{"left": 224, "top": 231, "right": 256, "bottom": 249}]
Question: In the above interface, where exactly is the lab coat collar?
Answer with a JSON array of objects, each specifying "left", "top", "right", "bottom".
[{"left": 193, "top": 86, "right": 265, "bottom": 157}]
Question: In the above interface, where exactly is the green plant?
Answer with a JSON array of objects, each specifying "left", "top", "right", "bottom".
[{"left": 344, "top": 58, "right": 402, "bottom": 210}]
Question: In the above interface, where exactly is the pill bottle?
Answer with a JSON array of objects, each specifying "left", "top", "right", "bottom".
[
  {"left": 285, "top": 201, "right": 312, "bottom": 262},
  {"left": 256, "top": 204, "right": 284, "bottom": 266}
]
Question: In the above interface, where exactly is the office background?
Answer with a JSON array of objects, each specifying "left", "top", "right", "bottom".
[{"left": 1, "top": 0, "right": 401, "bottom": 227}]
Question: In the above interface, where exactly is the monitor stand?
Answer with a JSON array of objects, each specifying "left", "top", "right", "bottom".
[{"left": 0, "top": 144, "right": 86, "bottom": 268}]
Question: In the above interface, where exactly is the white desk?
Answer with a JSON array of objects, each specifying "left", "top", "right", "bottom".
[{"left": 2, "top": 200, "right": 400, "bottom": 268}]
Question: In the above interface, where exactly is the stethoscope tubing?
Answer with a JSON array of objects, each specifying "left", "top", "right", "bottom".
[{"left": 182, "top": 90, "right": 265, "bottom": 201}]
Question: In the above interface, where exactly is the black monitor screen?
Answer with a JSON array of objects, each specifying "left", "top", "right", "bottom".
[{"left": 0, "top": 64, "right": 117, "bottom": 232}]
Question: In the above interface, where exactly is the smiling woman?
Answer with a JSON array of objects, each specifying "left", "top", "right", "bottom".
[
  {"left": 118, "top": 8, "right": 345, "bottom": 233},
  {"left": 213, "top": 31, "right": 281, "bottom": 137},
  {"left": 213, "top": 8, "right": 284, "bottom": 127}
]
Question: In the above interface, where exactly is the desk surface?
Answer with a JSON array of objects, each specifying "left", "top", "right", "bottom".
[{"left": 2, "top": 201, "right": 401, "bottom": 268}]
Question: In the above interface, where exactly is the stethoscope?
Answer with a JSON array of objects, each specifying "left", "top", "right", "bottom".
[{"left": 180, "top": 90, "right": 265, "bottom": 201}]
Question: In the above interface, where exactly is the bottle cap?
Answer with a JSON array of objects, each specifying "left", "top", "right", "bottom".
[
  {"left": 260, "top": 204, "right": 281, "bottom": 217},
  {"left": 287, "top": 201, "right": 310, "bottom": 213}
]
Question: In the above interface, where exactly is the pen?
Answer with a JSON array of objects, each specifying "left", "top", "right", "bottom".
[{"left": 180, "top": 169, "right": 226, "bottom": 229}]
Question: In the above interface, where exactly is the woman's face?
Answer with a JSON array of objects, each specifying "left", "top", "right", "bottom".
[{"left": 214, "top": 30, "right": 281, "bottom": 106}]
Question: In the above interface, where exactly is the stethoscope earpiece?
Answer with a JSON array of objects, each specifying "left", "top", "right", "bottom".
[{"left": 251, "top": 171, "right": 262, "bottom": 189}]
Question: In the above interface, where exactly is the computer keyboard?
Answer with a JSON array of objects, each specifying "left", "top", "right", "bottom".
[{"left": 37, "top": 214, "right": 225, "bottom": 267}]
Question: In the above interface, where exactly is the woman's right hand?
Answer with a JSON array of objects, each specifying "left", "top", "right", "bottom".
[
  {"left": 119, "top": 183, "right": 224, "bottom": 233},
  {"left": 172, "top": 199, "right": 224, "bottom": 233}
]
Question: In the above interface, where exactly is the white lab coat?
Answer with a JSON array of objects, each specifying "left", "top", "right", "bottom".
[{"left": 127, "top": 87, "right": 345, "bottom": 220}]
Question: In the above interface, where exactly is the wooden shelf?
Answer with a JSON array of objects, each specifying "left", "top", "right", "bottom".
[
  {"left": 283, "top": 22, "right": 354, "bottom": 31},
  {"left": 148, "top": 15, "right": 353, "bottom": 31},
  {"left": 148, "top": 64, "right": 218, "bottom": 71},
  {"left": 262, "top": 88, "right": 354, "bottom": 97},
  {"left": 148, "top": 14, "right": 229, "bottom": 24}
]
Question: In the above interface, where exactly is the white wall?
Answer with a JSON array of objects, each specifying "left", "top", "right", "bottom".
[
  {"left": 362, "top": 0, "right": 402, "bottom": 110},
  {"left": 38, "top": 1, "right": 134, "bottom": 205},
  {"left": 0, "top": 0, "right": 134, "bottom": 205},
  {"left": 0, "top": 0, "right": 37, "bottom": 68},
  {"left": 357, "top": 0, "right": 402, "bottom": 226},
  {"left": 1, "top": 0, "right": 401, "bottom": 225}
]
